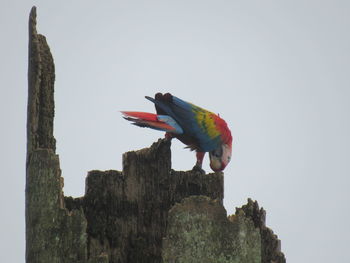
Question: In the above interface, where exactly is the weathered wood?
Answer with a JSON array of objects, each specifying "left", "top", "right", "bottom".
[
  {"left": 162, "top": 196, "right": 261, "bottom": 263},
  {"left": 77, "top": 139, "right": 223, "bottom": 262},
  {"left": 27, "top": 6, "right": 56, "bottom": 156},
  {"left": 236, "top": 199, "right": 286, "bottom": 263},
  {"left": 26, "top": 6, "right": 87, "bottom": 263},
  {"left": 26, "top": 6, "right": 285, "bottom": 263}
]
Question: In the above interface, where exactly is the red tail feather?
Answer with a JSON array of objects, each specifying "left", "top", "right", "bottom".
[
  {"left": 121, "top": 111, "right": 175, "bottom": 132},
  {"left": 121, "top": 111, "right": 158, "bottom": 121}
]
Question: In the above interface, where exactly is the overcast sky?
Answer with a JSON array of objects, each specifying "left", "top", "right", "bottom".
[{"left": 1, "top": 1, "right": 350, "bottom": 262}]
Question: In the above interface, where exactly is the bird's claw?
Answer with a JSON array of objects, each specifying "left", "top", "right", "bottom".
[{"left": 192, "top": 165, "right": 206, "bottom": 174}]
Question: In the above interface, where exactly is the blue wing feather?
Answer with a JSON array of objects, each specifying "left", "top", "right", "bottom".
[{"left": 146, "top": 95, "right": 221, "bottom": 151}]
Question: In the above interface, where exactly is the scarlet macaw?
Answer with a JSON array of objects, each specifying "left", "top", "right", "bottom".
[{"left": 122, "top": 93, "right": 232, "bottom": 172}]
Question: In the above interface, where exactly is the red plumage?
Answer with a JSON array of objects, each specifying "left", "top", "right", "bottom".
[{"left": 121, "top": 111, "right": 176, "bottom": 132}]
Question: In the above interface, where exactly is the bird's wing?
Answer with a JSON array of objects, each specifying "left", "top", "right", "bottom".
[{"left": 146, "top": 95, "right": 230, "bottom": 151}]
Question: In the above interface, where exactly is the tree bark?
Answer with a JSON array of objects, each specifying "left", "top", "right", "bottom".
[{"left": 26, "top": 6, "right": 285, "bottom": 263}]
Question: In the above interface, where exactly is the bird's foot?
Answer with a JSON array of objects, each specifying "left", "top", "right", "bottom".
[{"left": 192, "top": 164, "right": 206, "bottom": 174}]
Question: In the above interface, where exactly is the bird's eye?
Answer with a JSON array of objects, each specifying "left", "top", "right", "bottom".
[{"left": 211, "top": 148, "right": 223, "bottom": 158}]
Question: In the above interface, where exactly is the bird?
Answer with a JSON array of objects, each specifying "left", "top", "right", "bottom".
[{"left": 121, "top": 93, "right": 232, "bottom": 172}]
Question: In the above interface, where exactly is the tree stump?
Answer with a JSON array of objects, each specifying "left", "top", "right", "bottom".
[{"left": 26, "top": 6, "right": 285, "bottom": 263}]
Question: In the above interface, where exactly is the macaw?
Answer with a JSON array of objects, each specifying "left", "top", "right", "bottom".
[{"left": 122, "top": 93, "right": 232, "bottom": 172}]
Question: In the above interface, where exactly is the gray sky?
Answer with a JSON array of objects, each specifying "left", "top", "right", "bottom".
[{"left": 1, "top": 1, "right": 350, "bottom": 262}]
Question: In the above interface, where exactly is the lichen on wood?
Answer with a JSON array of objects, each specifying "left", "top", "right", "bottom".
[
  {"left": 236, "top": 199, "right": 286, "bottom": 263},
  {"left": 162, "top": 196, "right": 261, "bottom": 263}
]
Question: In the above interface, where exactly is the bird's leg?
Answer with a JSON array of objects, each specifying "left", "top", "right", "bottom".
[
  {"left": 164, "top": 132, "right": 174, "bottom": 140},
  {"left": 196, "top": 152, "right": 205, "bottom": 167},
  {"left": 192, "top": 152, "right": 206, "bottom": 173}
]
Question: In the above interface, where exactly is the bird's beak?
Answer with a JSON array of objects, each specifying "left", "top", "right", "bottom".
[{"left": 210, "top": 158, "right": 225, "bottom": 172}]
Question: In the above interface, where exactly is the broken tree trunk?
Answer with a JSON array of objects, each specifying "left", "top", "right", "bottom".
[
  {"left": 26, "top": 6, "right": 87, "bottom": 263},
  {"left": 26, "top": 6, "right": 285, "bottom": 263}
]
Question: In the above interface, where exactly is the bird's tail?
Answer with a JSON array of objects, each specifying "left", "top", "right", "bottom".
[{"left": 121, "top": 111, "right": 183, "bottom": 134}]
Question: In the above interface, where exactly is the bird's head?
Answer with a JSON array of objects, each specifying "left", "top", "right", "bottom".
[{"left": 209, "top": 144, "right": 232, "bottom": 172}]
